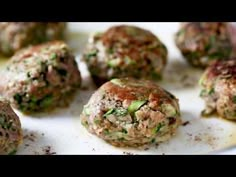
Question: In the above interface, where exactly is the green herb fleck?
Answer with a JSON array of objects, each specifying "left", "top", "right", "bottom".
[
  {"left": 31, "top": 96, "right": 38, "bottom": 103},
  {"left": 208, "top": 88, "right": 214, "bottom": 95},
  {"left": 114, "top": 108, "right": 128, "bottom": 117},
  {"left": 81, "top": 120, "right": 89, "bottom": 128},
  {"left": 161, "top": 104, "right": 177, "bottom": 117},
  {"left": 210, "top": 35, "right": 216, "bottom": 46},
  {"left": 0, "top": 117, "right": 4, "bottom": 125},
  {"left": 155, "top": 123, "right": 163, "bottom": 133},
  {"left": 124, "top": 56, "right": 136, "bottom": 65},
  {"left": 103, "top": 108, "right": 128, "bottom": 118},
  {"left": 151, "top": 72, "right": 162, "bottom": 80},
  {"left": 85, "top": 50, "right": 97, "bottom": 59},
  {"left": 13, "top": 93, "right": 22, "bottom": 104},
  {"left": 27, "top": 72, "right": 31, "bottom": 78},
  {"left": 0, "top": 117, "right": 7, "bottom": 129},
  {"left": 118, "top": 137, "right": 125, "bottom": 141},
  {"left": 152, "top": 123, "right": 164, "bottom": 134},
  {"left": 94, "top": 119, "right": 100, "bottom": 124},
  {"left": 83, "top": 107, "right": 91, "bottom": 116},
  {"left": 233, "top": 96, "right": 236, "bottom": 104},
  {"left": 8, "top": 149, "right": 17, "bottom": 155},
  {"left": 200, "top": 89, "right": 207, "bottom": 97},
  {"left": 107, "top": 48, "right": 114, "bottom": 54},
  {"left": 103, "top": 109, "right": 115, "bottom": 118},
  {"left": 200, "top": 88, "right": 215, "bottom": 97},
  {"left": 122, "top": 128, "right": 128, "bottom": 134},
  {"left": 128, "top": 100, "right": 147, "bottom": 114},
  {"left": 199, "top": 75, "right": 207, "bottom": 86},
  {"left": 176, "top": 29, "right": 185, "bottom": 37},
  {"left": 40, "top": 95, "right": 53, "bottom": 107},
  {"left": 103, "top": 129, "right": 109, "bottom": 135},
  {"left": 110, "top": 78, "right": 123, "bottom": 87},
  {"left": 7, "top": 121, "right": 13, "bottom": 129},
  {"left": 107, "top": 59, "right": 120, "bottom": 67},
  {"left": 50, "top": 53, "right": 57, "bottom": 60},
  {"left": 208, "top": 51, "right": 227, "bottom": 60}
]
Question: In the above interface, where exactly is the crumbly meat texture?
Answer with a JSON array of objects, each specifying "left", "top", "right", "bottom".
[
  {"left": 0, "top": 41, "right": 81, "bottom": 113},
  {"left": 0, "top": 22, "right": 66, "bottom": 56},
  {"left": 0, "top": 99, "right": 22, "bottom": 155},
  {"left": 81, "top": 78, "right": 181, "bottom": 147},
  {"left": 199, "top": 59, "right": 236, "bottom": 120},
  {"left": 175, "top": 22, "right": 233, "bottom": 68},
  {"left": 83, "top": 25, "right": 168, "bottom": 86}
]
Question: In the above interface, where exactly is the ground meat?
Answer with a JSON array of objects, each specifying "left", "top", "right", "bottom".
[
  {"left": 81, "top": 78, "right": 181, "bottom": 147},
  {"left": 82, "top": 25, "right": 168, "bottom": 86},
  {"left": 175, "top": 22, "right": 233, "bottom": 68},
  {"left": 0, "top": 99, "right": 22, "bottom": 155},
  {"left": 0, "top": 22, "right": 66, "bottom": 56},
  {"left": 0, "top": 41, "right": 81, "bottom": 113},
  {"left": 199, "top": 59, "right": 236, "bottom": 120}
]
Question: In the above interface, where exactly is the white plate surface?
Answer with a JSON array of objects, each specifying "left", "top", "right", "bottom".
[{"left": 2, "top": 22, "right": 236, "bottom": 155}]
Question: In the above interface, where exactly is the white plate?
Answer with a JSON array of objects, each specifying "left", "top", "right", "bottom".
[{"left": 2, "top": 22, "right": 236, "bottom": 155}]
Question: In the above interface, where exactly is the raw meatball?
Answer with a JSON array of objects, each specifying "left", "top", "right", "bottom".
[
  {"left": 0, "top": 22, "right": 66, "bottom": 56},
  {"left": 81, "top": 78, "right": 181, "bottom": 147},
  {"left": 0, "top": 41, "right": 81, "bottom": 113},
  {"left": 0, "top": 99, "right": 22, "bottom": 155},
  {"left": 199, "top": 59, "right": 236, "bottom": 120},
  {"left": 175, "top": 22, "right": 233, "bottom": 68},
  {"left": 82, "top": 25, "right": 168, "bottom": 86}
]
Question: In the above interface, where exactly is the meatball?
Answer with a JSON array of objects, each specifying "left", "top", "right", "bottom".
[
  {"left": 0, "top": 22, "right": 66, "bottom": 56},
  {"left": 199, "top": 59, "right": 236, "bottom": 120},
  {"left": 0, "top": 41, "right": 81, "bottom": 113},
  {"left": 175, "top": 22, "right": 233, "bottom": 68},
  {"left": 82, "top": 25, "right": 168, "bottom": 86},
  {"left": 0, "top": 99, "right": 22, "bottom": 155},
  {"left": 81, "top": 78, "right": 181, "bottom": 147}
]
